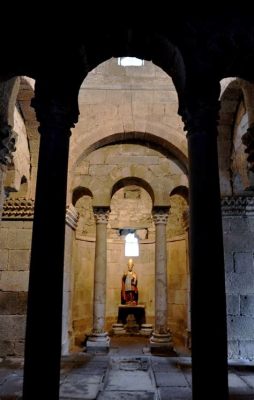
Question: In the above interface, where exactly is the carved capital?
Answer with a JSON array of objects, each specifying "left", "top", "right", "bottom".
[
  {"left": 242, "top": 124, "right": 254, "bottom": 172},
  {"left": 93, "top": 207, "right": 110, "bottom": 224},
  {"left": 31, "top": 80, "right": 80, "bottom": 135},
  {"left": 152, "top": 206, "right": 170, "bottom": 225},
  {"left": 179, "top": 82, "right": 221, "bottom": 137},
  {"left": 65, "top": 204, "right": 79, "bottom": 230},
  {"left": 0, "top": 124, "right": 16, "bottom": 165}
]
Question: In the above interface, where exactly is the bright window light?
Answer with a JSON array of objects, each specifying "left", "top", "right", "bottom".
[
  {"left": 125, "top": 233, "right": 139, "bottom": 256},
  {"left": 118, "top": 57, "right": 144, "bottom": 67}
]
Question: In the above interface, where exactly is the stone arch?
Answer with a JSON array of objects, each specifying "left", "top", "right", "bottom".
[
  {"left": 72, "top": 186, "right": 94, "bottom": 237},
  {"left": 218, "top": 78, "right": 248, "bottom": 195},
  {"left": 170, "top": 185, "right": 189, "bottom": 204},
  {"left": 111, "top": 176, "right": 155, "bottom": 205},
  {"left": 71, "top": 129, "right": 188, "bottom": 179},
  {"left": 72, "top": 186, "right": 93, "bottom": 206},
  {"left": 73, "top": 130, "right": 188, "bottom": 172}
]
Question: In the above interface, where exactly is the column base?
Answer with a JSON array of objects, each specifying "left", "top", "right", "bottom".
[
  {"left": 86, "top": 332, "right": 110, "bottom": 353},
  {"left": 150, "top": 332, "right": 176, "bottom": 355}
]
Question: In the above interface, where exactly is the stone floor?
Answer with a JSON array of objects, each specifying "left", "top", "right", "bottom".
[{"left": 1, "top": 336, "right": 254, "bottom": 399}]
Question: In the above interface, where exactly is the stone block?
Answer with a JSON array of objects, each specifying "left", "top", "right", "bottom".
[
  {"left": 0, "top": 340, "right": 15, "bottom": 356},
  {"left": 0, "top": 271, "right": 29, "bottom": 291},
  {"left": 226, "top": 272, "right": 254, "bottom": 294},
  {"left": 0, "top": 292, "right": 27, "bottom": 314},
  {"left": 154, "top": 371, "right": 188, "bottom": 387},
  {"left": 228, "top": 340, "right": 240, "bottom": 359},
  {"left": 0, "top": 228, "right": 9, "bottom": 249},
  {"left": 227, "top": 295, "right": 240, "bottom": 315},
  {"left": 14, "top": 340, "right": 25, "bottom": 357},
  {"left": 0, "top": 249, "right": 8, "bottom": 270},
  {"left": 170, "top": 290, "right": 187, "bottom": 305},
  {"left": 7, "top": 229, "right": 32, "bottom": 250},
  {"left": 234, "top": 252, "right": 254, "bottom": 273},
  {"left": 240, "top": 295, "right": 254, "bottom": 316},
  {"left": 168, "top": 274, "right": 187, "bottom": 290},
  {"left": 224, "top": 253, "right": 234, "bottom": 273},
  {"left": 239, "top": 340, "right": 254, "bottom": 360},
  {"left": 227, "top": 316, "right": 254, "bottom": 340},
  {"left": 8, "top": 249, "right": 30, "bottom": 270},
  {"left": 224, "top": 232, "right": 254, "bottom": 253},
  {"left": 158, "top": 387, "right": 192, "bottom": 400},
  {"left": 0, "top": 315, "right": 26, "bottom": 341}
]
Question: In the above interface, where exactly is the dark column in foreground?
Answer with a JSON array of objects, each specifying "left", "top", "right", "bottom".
[
  {"left": 23, "top": 83, "right": 79, "bottom": 400},
  {"left": 184, "top": 92, "right": 229, "bottom": 400}
]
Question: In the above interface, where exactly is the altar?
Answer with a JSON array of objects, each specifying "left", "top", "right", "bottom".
[{"left": 117, "top": 304, "right": 146, "bottom": 328}]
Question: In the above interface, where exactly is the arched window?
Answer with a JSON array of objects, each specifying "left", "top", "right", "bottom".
[{"left": 125, "top": 232, "right": 139, "bottom": 256}]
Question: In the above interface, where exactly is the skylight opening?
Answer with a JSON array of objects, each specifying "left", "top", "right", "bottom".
[{"left": 118, "top": 57, "right": 144, "bottom": 67}]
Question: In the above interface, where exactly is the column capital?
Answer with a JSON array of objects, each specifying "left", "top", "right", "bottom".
[
  {"left": 152, "top": 206, "right": 170, "bottom": 225},
  {"left": 65, "top": 204, "right": 79, "bottom": 230},
  {"left": 179, "top": 81, "right": 221, "bottom": 137},
  {"left": 31, "top": 79, "right": 80, "bottom": 136},
  {"left": 93, "top": 207, "right": 110, "bottom": 224},
  {"left": 242, "top": 123, "right": 254, "bottom": 172},
  {"left": 0, "top": 123, "right": 16, "bottom": 165}
]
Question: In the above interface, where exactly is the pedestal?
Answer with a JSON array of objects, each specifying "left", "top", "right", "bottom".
[
  {"left": 150, "top": 332, "right": 175, "bottom": 355},
  {"left": 117, "top": 305, "right": 146, "bottom": 328},
  {"left": 86, "top": 332, "right": 110, "bottom": 353}
]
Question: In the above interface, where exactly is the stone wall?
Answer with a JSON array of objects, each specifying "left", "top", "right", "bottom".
[
  {"left": 0, "top": 220, "right": 32, "bottom": 356},
  {"left": 67, "top": 58, "right": 188, "bottom": 205},
  {"left": 167, "top": 236, "right": 188, "bottom": 346},
  {"left": 72, "top": 142, "right": 187, "bottom": 207},
  {"left": 71, "top": 167, "right": 188, "bottom": 347},
  {"left": 222, "top": 197, "right": 254, "bottom": 359}
]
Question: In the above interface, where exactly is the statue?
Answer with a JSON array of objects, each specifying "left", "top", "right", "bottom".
[{"left": 121, "top": 258, "right": 138, "bottom": 305}]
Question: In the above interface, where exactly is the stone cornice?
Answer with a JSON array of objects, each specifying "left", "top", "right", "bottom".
[
  {"left": 2, "top": 198, "right": 34, "bottom": 219},
  {"left": 221, "top": 195, "right": 254, "bottom": 216},
  {"left": 2, "top": 199, "right": 80, "bottom": 228}
]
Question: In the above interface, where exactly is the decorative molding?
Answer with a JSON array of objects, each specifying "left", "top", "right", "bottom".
[
  {"left": 65, "top": 204, "right": 79, "bottom": 230},
  {"left": 221, "top": 196, "right": 254, "bottom": 216},
  {"left": 2, "top": 199, "right": 80, "bottom": 226},
  {"left": 242, "top": 124, "right": 254, "bottom": 172},
  {"left": 152, "top": 206, "right": 170, "bottom": 225},
  {"left": 2, "top": 198, "right": 34, "bottom": 219},
  {"left": 0, "top": 124, "right": 16, "bottom": 165},
  {"left": 93, "top": 207, "right": 110, "bottom": 224}
]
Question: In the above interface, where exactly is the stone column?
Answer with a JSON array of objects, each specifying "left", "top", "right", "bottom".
[
  {"left": 62, "top": 204, "right": 79, "bottom": 355},
  {"left": 183, "top": 90, "right": 228, "bottom": 400},
  {"left": 22, "top": 82, "right": 79, "bottom": 400},
  {"left": 0, "top": 165, "right": 7, "bottom": 219},
  {"left": 86, "top": 206, "right": 110, "bottom": 352},
  {"left": 150, "top": 206, "right": 173, "bottom": 353},
  {"left": 0, "top": 121, "right": 17, "bottom": 220}
]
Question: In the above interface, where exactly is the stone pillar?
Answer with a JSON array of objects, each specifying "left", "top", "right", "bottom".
[
  {"left": 183, "top": 92, "right": 228, "bottom": 399},
  {"left": 23, "top": 83, "right": 79, "bottom": 400},
  {"left": 150, "top": 206, "right": 173, "bottom": 353},
  {"left": 62, "top": 204, "right": 79, "bottom": 355},
  {"left": 0, "top": 122, "right": 17, "bottom": 220},
  {"left": 0, "top": 164, "right": 7, "bottom": 219},
  {"left": 86, "top": 206, "right": 110, "bottom": 352}
]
